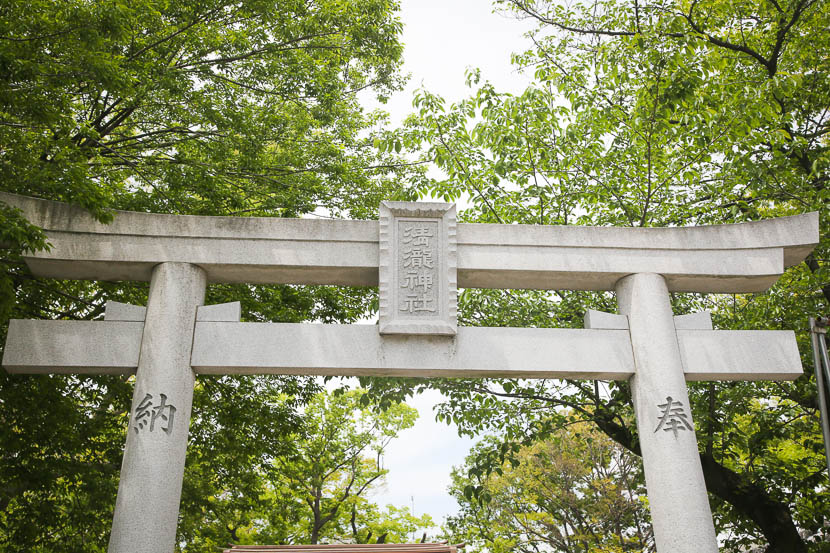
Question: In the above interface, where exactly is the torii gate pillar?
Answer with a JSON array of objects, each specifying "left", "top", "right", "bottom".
[
  {"left": 108, "top": 263, "right": 206, "bottom": 552},
  {"left": 0, "top": 193, "right": 819, "bottom": 553},
  {"left": 618, "top": 273, "right": 717, "bottom": 551}
]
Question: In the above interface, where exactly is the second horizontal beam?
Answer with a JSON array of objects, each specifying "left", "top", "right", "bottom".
[
  {"left": 191, "top": 323, "right": 636, "bottom": 379},
  {"left": 3, "top": 320, "right": 803, "bottom": 382}
]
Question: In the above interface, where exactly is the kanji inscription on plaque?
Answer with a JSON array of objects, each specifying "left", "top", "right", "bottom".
[{"left": 379, "top": 201, "right": 456, "bottom": 335}]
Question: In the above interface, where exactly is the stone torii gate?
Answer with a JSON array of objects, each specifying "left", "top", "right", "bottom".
[{"left": 0, "top": 192, "right": 819, "bottom": 553}]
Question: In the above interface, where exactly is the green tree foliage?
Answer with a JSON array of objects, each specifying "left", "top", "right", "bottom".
[
  {"left": 0, "top": 0, "right": 420, "bottom": 313},
  {"left": 259, "top": 389, "right": 421, "bottom": 545},
  {"left": 0, "top": 1, "right": 420, "bottom": 551},
  {"left": 178, "top": 389, "right": 431, "bottom": 551},
  {"left": 446, "top": 424, "right": 653, "bottom": 553},
  {"left": 0, "top": 0, "right": 407, "bottom": 219},
  {"left": 366, "top": 0, "right": 830, "bottom": 551}
]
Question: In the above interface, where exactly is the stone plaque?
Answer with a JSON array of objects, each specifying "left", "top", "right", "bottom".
[{"left": 379, "top": 201, "right": 457, "bottom": 335}]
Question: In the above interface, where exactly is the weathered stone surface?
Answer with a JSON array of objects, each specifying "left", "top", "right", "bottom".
[
  {"left": 583, "top": 309, "right": 629, "bottom": 329},
  {"left": 192, "top": 323, "right": 633, "bottom": 378},
  {"left": 105, "top": 301, "right": 147, "bottom": 321},
  {"left": 108, "top": 262, "right": 206, "bottom": 553},
  {"left": 196, "top": 301, "right": 241, "bottom": 322},
  {"left": 378, "top": 201, "right": 457, "bottom": 335},
  {"left": 3, "top": 320, "right": 803, "bottom": 382},
  {"left": 674, "top": 311, "right": 713, "bottom": 330},
  {"left": 679, "top": 329, "right": 801, "bottom": 380},
  {"left": 2, "top": 319, "right": 142, "bottom": 374},
  {"left": 1, "top": 192, "right": 818, "bottom": 293},
  {"left": 616, "top": 273, "right": 718, "bottom": 553},
  {"left": 1, "top": 192, "right": 379, "bottom": 285}
]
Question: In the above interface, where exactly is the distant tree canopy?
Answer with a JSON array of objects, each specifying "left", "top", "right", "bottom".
[
  {"left": 0, "top": 0, "right": 407, "bottom": 219},
  {"left": 446, "top": 423, "right": 653, "bottom": 553},
  {"left": 0, "top": 0, "right": 421, "bottom": 322},
  {"left": 181, "top": 389, "right": 431, "bottom": 551},
  {"left": 367, "top": 0, "right": 830, "bottom": 551},
  {"left": 0, "top": 1, "right": 420, "bottom": 551}
]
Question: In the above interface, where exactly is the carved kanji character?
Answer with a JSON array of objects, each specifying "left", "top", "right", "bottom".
[{"left": 654, "top": 396, "right": 693, "bottom": 438}]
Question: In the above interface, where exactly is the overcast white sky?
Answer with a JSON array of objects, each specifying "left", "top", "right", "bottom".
[
  {"left": 359, "top": 0, "right": 536, "bottom": 533},
  {"left": 369, "top": 0, "right": 535, "bottom": 126}
]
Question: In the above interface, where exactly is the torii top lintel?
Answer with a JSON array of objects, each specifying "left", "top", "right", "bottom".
[{"left": 1, "top": 192, "right": 818, "bottom": 293}]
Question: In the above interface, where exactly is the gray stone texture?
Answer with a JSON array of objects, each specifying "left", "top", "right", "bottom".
[
  {"left": 616, "top": 273, "right": 718, "bottom": 553},
  {"left": 583, "top": 309, "right": 629, "bottom": 329},
  {"left": 196, "top": 301, "right": 241, "bottom": 322},
  {"left": 108, "top": 262, "right": 206, "bottom": 553},
  {"left": 105, "top": 301, "right": 147, "bottom": 321},
  {"left": 3, "top": 321, "right": 802, "bottom": 381},
  {"left": 679, "top": 329, "right": 800, "bottom": 380},
  {"left": 0, "top": 192, "right": 818, "bottom": 292},
  {"left": 379, "top": 201, "right": 457, "bottom": 335},
  {"left": 2, "top": 319, "right": 142, "bottom": 374},
  {"left": 192, "top": 323, "right": 634, "bottom": 378},
  {"left": 674, "top": 311, "right": 713, "bottom": 330}
]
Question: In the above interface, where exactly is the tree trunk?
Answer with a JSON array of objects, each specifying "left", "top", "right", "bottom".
[
  {"left": 591, "top": 407, "right": 807, "bottom": 552},
  {"left": 699, "top": 455, "right": 807, "bottom": 553}
]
